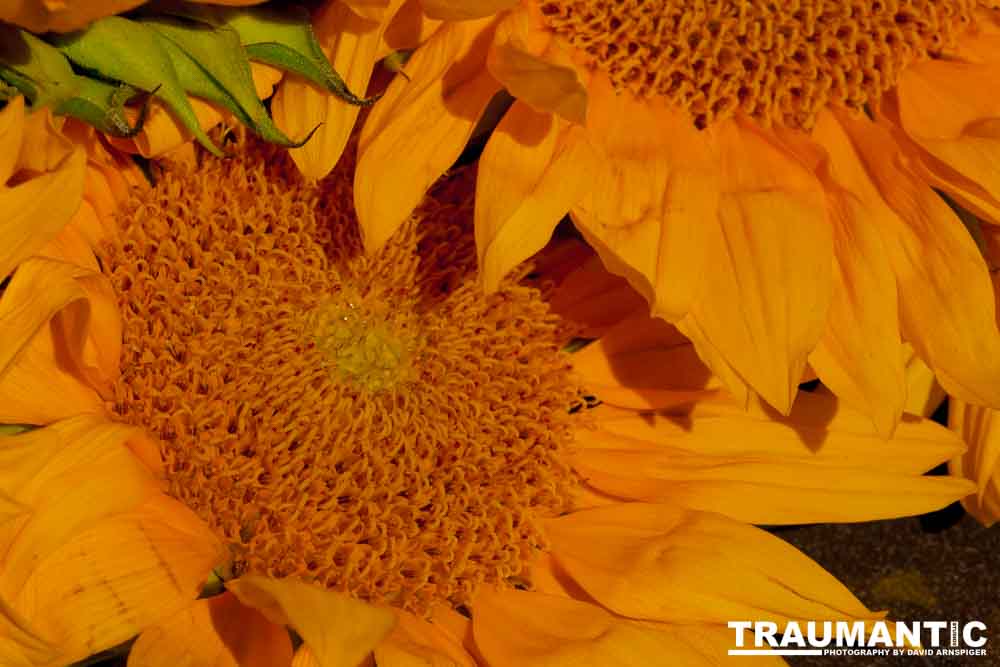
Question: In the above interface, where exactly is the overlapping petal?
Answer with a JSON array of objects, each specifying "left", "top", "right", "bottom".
[
  {"left": 272, "top": 0, "right": 407, "bottom": 179},
  {"left": 540, "top": 503, "right": 881, "bottom": 627},
  {"left": 226, "top": 575, "right": 396, "bottom": 667},
  {"left": 128, "top": 592, "right": 293, "bottom": 667},
  {"left": 0, "top": 417, "right": 224, "bottom": 667},
  {"left": 949, "top": 399, "right": 1000, "bottom": 527},
  {"left": 355, "top": 16, "right": 502, "bottom": 252},
  {"left": 571, "top": 392, "right": 974, "bottom": 524},
  {"left": 837, "top": 110, "right": 1000, "bottom": 410}
]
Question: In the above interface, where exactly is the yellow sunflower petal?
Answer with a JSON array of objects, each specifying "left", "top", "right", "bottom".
[
  {"left": 471, "top": 588, "right": 711, "bottom": 666},
  {"left": 0, "top": 148, "right": 86, "bottom": 281},
  {"left": 374, "top": 609, "right": 476, "bottom": 667},
  {"left": 272, "top": 0, "right": 406, "bottom": 180},
  {"left": 226, "top": 575, "right": 396, "bottom": 667},
  {"left": 128, "top": 592, "right": 294, "bottom": 667},
  {"left": 571, "top": 76, "right": 718, "bottom": 324},
  {"left": 475, "top": 101, "right": 594, "bottom": 292},
  {"left": 355, "top": 16, "right": 502, "bottom": 252},
  {"left": 422, "top": 0, "right": 518, "bottom": 21},
  {"left": 892, "top": 60, "right": 1000, "bottom": 223},
  {"left": 570, "top": 314, "right": 725, "bottom": 410},
  {"left": 836, "top": 109, "right": 1000, "bottom": 409},
  {"left": 949, "top": 398, "right": 1000, "bottom": 527},
  {"left": 541, "top": 503, "right": 881, "bottom": 626},
  {"left": 0, "top": 96, "right": 25, "bottom": 185},
  {"left": 14, "top": 493, "right": 224, "bottom": 667},
  {"left": 675, "top": 119, "right": 831, "bottom": 415},
  {"left": 784, "top": 111, "right": 906, "bottom": 436},
  {"left": 0, "top": 257, "right": 110, "bottom": 423},
  {"left": 570, "top": 393, "right": 973, "bottom": 524}
]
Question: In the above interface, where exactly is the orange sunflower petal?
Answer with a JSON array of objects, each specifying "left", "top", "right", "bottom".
[
  {"left": 570, "top": 75, "right": 718, "bottom": 325},
  {"left": 548, "top": 253, "right": 648, "bottom": 338},
  {"left": 836, "top": 109, "right": 1000, "bottom": 409},
  {"left": 0, "top": 148, "right": 86, "bottom": 281},
  {"left": 486, "top": 4, "right": 587, "bottom": 123},
  {"left": 892, "top": 59, "right": 1000, "bottom": 224},
  {"left": 475, "top": 101, "right": 594, "bottom": 292},
  {"left": 13, "top": 493, "right": 224, "bottom": 667},
  {"left": 355, "top": 16, "right": 502, "bottom": 252},
  {"left": 0, "top": 257, "right": 110, "bottom": 423},
  {"left": 272, "top": 0, "right": 406, "bottom": 180},
  {"left": 781, "top": 111, "right": 906, "bottom": 436},
  {"left": 570, "top": 393, "right": 973, "bottom": 524},
  {"left": 128, "top": 592, "right": 293, "bottom": 667},
  {"left": 0, "top": 1, "right": 145, "bottom": 32},
  {"left": 674, "top": 119, "right": 831, "bottom": 416},
  {"left": 422, "top": 0, "right": 518, "bottom": 21},
  {"left": 226, "top": 575, "right": 396, "bottom": 667},
  {"left": 374, "top": 609, "right": 476, "bottom": 667},
  {"left": 471, "top": 588, "right": 711, "bottom": 666},
  {"left": 541, "top": 503, "right": 881, "bottom": 626},
  {"left": 0, "top": 96, "right": 25, "bottom": 185},
  {"left": 570, "top": 314, "right": 725, "bottom": 410}
]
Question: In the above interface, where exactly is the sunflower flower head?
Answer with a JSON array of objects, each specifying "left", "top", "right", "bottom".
[
  {"left": 537, "top": 0, "right": 994, "bottom": 129},
  {"left": 103, "top": 138, "right": 578, "bottom": 613}
]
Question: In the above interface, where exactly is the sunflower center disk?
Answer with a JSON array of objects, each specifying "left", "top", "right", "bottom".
[
  {"left": 539, "top": 0, "right": 988, "bottom": 129},
  {"left": 104, "top": 142, "right": 577, "bottom": 612}
]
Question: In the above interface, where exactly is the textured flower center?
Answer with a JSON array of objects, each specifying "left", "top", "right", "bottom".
[
  {"left": 539, "top": 0, "right": 992, "bottom": 129},
  {"left": 104, "top": 141, "right": 577, "bottom": 612}
]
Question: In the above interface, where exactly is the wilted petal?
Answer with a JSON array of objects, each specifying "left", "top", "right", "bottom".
[
  {"left": 128, "top": 592, "right": 294, "bottom": 667},
  {"left": 227, "top": 575, "right": 395, "bottom": 667}
]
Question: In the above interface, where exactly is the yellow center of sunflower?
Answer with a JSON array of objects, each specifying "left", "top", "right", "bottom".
[
  {"left": 104, "top": 141, "right": 577, "bottom": 612},
  {"left": 539, "top": 0, "right": 994, "bottom": 129}
]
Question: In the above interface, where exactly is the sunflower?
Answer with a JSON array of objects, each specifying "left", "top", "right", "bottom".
[
  {"left": 284, "top": 0, "right": 996, "bottom": 440},
  {"left": 0, "top": 94, "right": 975, "bottom": 665}
]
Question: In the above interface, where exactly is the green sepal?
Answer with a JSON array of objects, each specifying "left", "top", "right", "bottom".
[
  {"left": 0, "top": 80, "right": 17, "bottom": 101},
  {"left": 54, "top": 78, "right": 147, "bottom": 137},
  {"left": 0, "top": 424, "right": 33, "bottom": 436},
  {"left": 138, "top": 15, "right": 314, "bottom": 147},
  {"left": 149, "top": 2, "right": 377, "bottom": 106},
  {"left": 50, "top": 16, "right": 224, "bottom": 156},
  {"left": 0, "top": 26, "right": 80, "bottom": 109}
]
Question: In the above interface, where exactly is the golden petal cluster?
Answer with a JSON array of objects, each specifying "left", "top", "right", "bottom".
[{"left": 0, "top": 90, "right": 978, "bottom": 666}]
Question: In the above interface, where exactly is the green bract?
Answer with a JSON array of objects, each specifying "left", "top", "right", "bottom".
[{"left": 0, "top": 2, "right": 372, "bottom": 151}]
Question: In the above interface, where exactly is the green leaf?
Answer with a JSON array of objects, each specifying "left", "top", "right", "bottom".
[
  {"left": 54, "top": 77, "right": 147, "bottom": 137},
  {"left": 0, "top": 25, "right": 80, "bottom": 109},
  {"left": 150, "top": 2, "right": 377, "bottom": 105},
  {"left": 138, "top": 15, "right": 314, "bottom": 147},
  {"left": 50, "top": 16, "right": 223, "bottom": 156}
]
